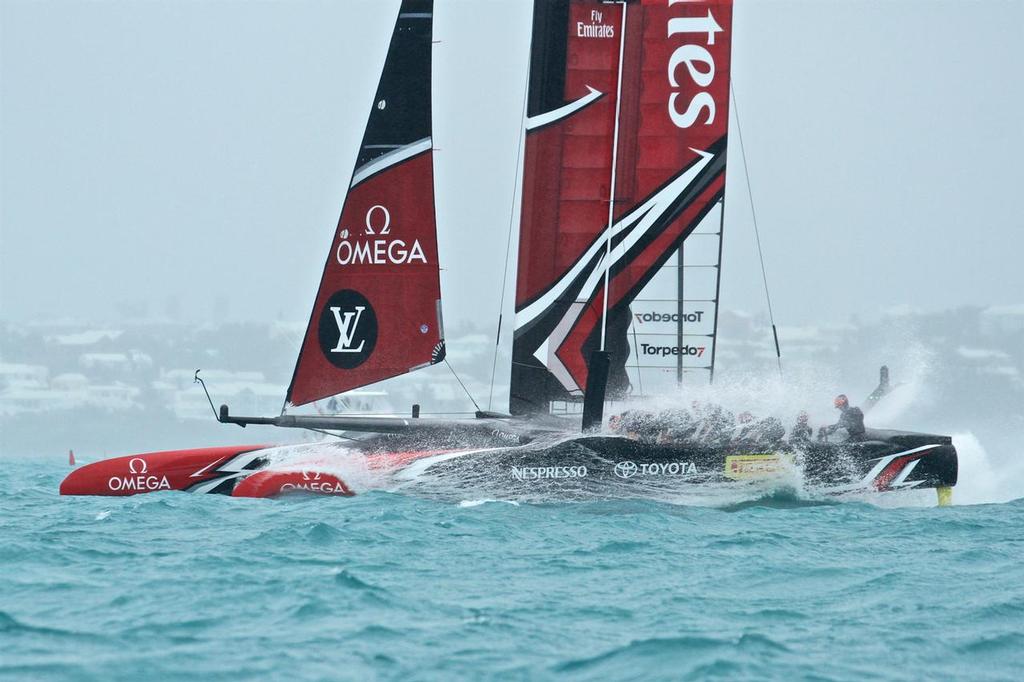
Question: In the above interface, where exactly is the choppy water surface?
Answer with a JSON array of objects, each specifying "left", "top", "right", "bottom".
[{"left": 2, "top": 459, "right": 1023, "bottom": 681}]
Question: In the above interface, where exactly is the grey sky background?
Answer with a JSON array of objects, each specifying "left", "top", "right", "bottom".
[{"left": 2, "top": 0, "right": 1022, "bottom": 331}]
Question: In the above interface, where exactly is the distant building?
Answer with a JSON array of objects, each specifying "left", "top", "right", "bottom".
[
  {"left": 0, "top": 363, "right": 48, "bottom": 389},
  {"left": 46, "top": 329, "right": 124, "bottom": 346},
  {"left": 980, "top": 305, "right": 1024, "bottom": 335},
  {"left": 154, "top": 368, "right": 283, "bottom": 420},
  {"left": 0, "top": 370, "right": 140, "bottom": 415}
]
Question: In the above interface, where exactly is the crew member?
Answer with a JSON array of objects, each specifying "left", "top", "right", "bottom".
[
  {"left": 730, "top": 412, "right": 757, "bottom": 448},
  {"left": 609, "top": 410, "right": 643, "bottom": 440},
  {"left": 655, "top": 408, "right": 694, "bottom": 444},
  {"left": 753, "top": 416, "right": 786, "bottom": 446},
  {"left": 790, "top": 411, "right": 813, "bottom": 443},
  {"left": 692, "top": 403, "right": 735, "bottom": 446},
  {"left": 825, "top": 394, "right": 865, "bottom": 440}
]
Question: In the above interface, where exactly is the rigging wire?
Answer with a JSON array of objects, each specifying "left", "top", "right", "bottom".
[
  {"left": 730, "top": 83, "right": 783, "bottom": 377},
  {"left": 708, "top": 197, "right": 727, "bottom": 385},
  {"left": 487, "top": 39, "right": 533, "bottom": 411},
  {"left": 277, "top": 325, "right": 307, "bottom": 416},
  {"left": 303, "top": 427, "right": 358, "bottom": 442},
  {"left": 446, "top": 358, "right": 482, "bottom": 413},
  {"left": 599, "top": 0, "right": 628, "bottom": 352},
  {"left": 631, "top": 324, "right": 644, "bottom": 398},
  {"left": 196, "top": 369, "right": 356, "bottom": 440}
]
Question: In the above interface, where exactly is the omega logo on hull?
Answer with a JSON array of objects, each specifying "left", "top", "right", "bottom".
[{"left": 107, "top": 457, "right": 172, "bottom": 492}]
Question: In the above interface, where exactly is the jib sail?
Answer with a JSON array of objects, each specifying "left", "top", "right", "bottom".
[
  {"left": 510, "top": 0, "right": 732, "bottom": 414},
  {"left": 286, "top": 0, "right": 444, "bottom": 407}
]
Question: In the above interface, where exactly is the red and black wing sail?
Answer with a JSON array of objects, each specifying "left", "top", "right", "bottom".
[
  {"left": 287, "top": 0, "right": 444, "bottom": 407},
  {"left": 510, "top": 0, "right": 732, "bottom": 414}
]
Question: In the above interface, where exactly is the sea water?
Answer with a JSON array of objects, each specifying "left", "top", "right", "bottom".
[{"left": 2, "top": 450, "right": 1023, "bottom": 682}]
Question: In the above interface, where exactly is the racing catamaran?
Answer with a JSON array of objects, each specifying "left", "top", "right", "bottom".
[{"left": 61, "top": 0, "right": 957, "bottom": 502}]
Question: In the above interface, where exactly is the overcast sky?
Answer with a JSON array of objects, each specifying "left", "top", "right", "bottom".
[{"left": 2, "top": 0, "right": 1022, "bottom": 332}]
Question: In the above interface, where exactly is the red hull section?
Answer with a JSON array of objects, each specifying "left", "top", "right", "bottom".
[
  {"left": 232, "top": 470, "right": 354, "bottom": 498},
  {"left": 59, "top": 445, "right": 270, "bottom": 497},
  {"left": 58, "top": 444, "right": 458, "bottom": 498}
]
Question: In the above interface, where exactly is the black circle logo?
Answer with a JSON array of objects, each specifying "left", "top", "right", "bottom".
[{"left": 317, "top": 289, "right": 378, "bottom": 369}]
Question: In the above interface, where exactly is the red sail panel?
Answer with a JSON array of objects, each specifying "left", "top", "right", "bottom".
[
  {"left": 511, "top": 0, "right": 732, "bottom": 414},
  {"left": 511, "top": 0, "right": 625, "bottom": 414},
  {"left": 515, "top": 1, "right": 624, "bottom": 308},
  {"left": 287, "top": 1, "right": 444, "bottom": 407}
]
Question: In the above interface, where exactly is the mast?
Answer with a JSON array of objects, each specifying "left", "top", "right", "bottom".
[
  {"left": 584, "top": 0, "right": 629, "bottom": 430},
  {"left": 599, "top": 0, "right": 628, "bottom": 353}
]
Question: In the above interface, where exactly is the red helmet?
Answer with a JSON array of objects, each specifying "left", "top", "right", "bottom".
[{"left": 833, "top": 394, "right": 849, "bottom": 409}]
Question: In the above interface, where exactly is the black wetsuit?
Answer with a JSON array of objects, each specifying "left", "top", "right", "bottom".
[{"left": 829, "top": 406, "right": 865, "bottom": 439}]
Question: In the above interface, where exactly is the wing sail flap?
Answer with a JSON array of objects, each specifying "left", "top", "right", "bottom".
[{"left": 510, "top": 0, "right": 733, "bottom": 414}]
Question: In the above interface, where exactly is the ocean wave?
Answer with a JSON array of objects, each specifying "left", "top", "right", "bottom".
[
  {"left": 3, "top": 460, "right": 1024, "bottom": 680},
  {"left": 555, "top": 633, "right": 790, "bottom": 678}
]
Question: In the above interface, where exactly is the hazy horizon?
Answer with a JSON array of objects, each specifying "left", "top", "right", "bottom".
[{"left": 2, "top": 0, "right": 1022, "bottom": 331}]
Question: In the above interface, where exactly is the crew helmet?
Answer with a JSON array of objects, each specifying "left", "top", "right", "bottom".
[{"left": 833, "top": 394, "right": 849, "bottom": 409}]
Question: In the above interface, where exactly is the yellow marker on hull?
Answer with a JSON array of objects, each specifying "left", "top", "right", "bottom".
[{"left": 936, "top": 486, "right": 953, "bottom": 507}]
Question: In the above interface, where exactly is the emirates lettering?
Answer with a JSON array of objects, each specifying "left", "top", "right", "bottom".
[
  {"left": 667, "top": 2, "right": 723, "bottom": 128},
  {"left": 578, "top": 9, "right": 614, "bottom": 38}
]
